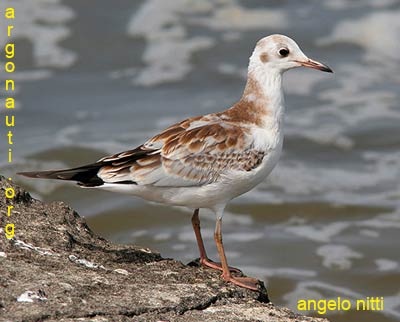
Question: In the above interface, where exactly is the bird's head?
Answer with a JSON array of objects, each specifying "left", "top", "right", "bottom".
[{"left": 250, "top": 34, "right": 333, "bottom": 74}]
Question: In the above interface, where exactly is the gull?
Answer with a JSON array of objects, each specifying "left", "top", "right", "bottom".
[{"left": 18, "top": 34, "right": 332, "bottom": 291}]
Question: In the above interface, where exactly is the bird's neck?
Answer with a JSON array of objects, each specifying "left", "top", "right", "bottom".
[{"left": 228, "top": 68, "right": 285, "bottom": 129}]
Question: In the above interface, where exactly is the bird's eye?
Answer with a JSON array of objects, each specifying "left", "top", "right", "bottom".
[{"left": 279, "top": 48, "right": 289, "bottom": 57}]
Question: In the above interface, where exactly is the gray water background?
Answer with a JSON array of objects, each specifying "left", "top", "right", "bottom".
[{"left": 1, "top": 1, "right": 399, "bottom": 321}]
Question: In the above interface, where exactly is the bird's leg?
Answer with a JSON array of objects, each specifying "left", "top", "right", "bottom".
[
  {"left": 214, "top": 217, "right": 259, "bottom": 291},
  {"left": 191, "top": 209, "right": 241, "bottom": 273},
  {"left": 192, "top": 209, "right": 209, "bottom": 263}
]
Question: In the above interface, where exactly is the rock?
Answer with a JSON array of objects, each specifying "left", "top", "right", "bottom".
[{"left": 0, "top": 176, "right": 329, "bottom": 322}]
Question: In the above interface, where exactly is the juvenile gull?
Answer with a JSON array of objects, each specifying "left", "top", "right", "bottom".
[{"left": 19, "top": 34, "right": 332, "bottom": 291}]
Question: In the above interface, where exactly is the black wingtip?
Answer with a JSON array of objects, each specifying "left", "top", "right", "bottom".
[{"left": 17, "top": 164, "right": 105, "bottom": 187}]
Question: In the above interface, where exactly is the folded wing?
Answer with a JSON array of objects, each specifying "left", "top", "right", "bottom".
[
  {"left": 98, "top": 115, "right": 265, "bottom": 187},
  {"left": 19, "top": 115, "right": 266, "bottom": 188}
]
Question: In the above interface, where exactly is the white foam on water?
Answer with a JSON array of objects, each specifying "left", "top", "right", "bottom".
[
  {"left": 153, "top": 232, "right": 172, "bottom": 241},
  {"left": 0, "top": 0, "right": 76, "bottom": 68},
  {"left": 223, "top": 232, "right": 264, "bottom": 243},
  {"left": 130, "top": 229, "right": 148, "bottom": 238},
  {"left": 53, "top": 129, "right": 141, "bottom": 158},
  {"left": 178, "top": 207, "right": 253, "bottom": 226},
  {"left": 178, "top": 226, "right": 213, "bottom": 243},
  {"left": 171, "top": 243, "right": 187, "bottom": 251},
  {"left": 223, "top": 210, "right": 253, "bottom": 225},
  {"left": 109, "top": 67, "right": 138, "bottom": 80},
  {"left": 284, "top": 69, "right": 330, "bottom": 96},
  {"left": 286, "top": 92, "right": 397, "bottom": 152},
  {"left": 285, "top": 222, "right": 350, "bottom": 243},
  {"left": 375, "top": 259, "right": 399, "bottom": 272},
  {"left": 188, "top": 2, "right": 288, "bottom": 31},
  {"left": 0, "top": 69, "right": 52, "bottom": 82},
  {"left": 127, "top": 0, "right": 288, "bottom": 86},
  {"left": 127, "top": 0, "right": 214, "bottom": 86},
  {"left": 319, "top": 9, "right": 400, "bottom": 63},
  {"left": 54, "top": 125, "right": 82, "bottom": 145},
  {"left": 240, "top": 265, "right": 316, "bottom": 279},
  {"left": 217, "top": 63, "right": 246, "bottom": 78},
  {"left": 316, "top": 66, "right": 399, "bottom": 122},
  {"left": 225, "top": 250, "right": 240, "bottom": 259},
  {"left": 356, "top": 211, "right": 400, "bottom": 229},
  {"left": 316, "top": 244, "right": 363, "bottom": 270},
  {"left": 359, "top": 229, "right": 380, "bottom": 238},
  {"left": 246, "top": 148, "right": 400, "bottom": 208},
  {"left": 0, "top": 0, "right": 75, "bottom": 111}
]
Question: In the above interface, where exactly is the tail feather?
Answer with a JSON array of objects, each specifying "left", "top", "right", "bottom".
[
  {"left": 18, "top": 163, "right": 104, "bottom": 187},
  {"left": 17, "top": 146, "right": 150, "bottom": 187}
]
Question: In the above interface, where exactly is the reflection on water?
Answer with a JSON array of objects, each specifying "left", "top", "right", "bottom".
[{"left": 4, "top": 1, "right": 400, "bottom": 321}]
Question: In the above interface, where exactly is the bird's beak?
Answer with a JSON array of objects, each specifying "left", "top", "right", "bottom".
[{"left": 296, "top": 58, "right": 333, "bottom": 73}]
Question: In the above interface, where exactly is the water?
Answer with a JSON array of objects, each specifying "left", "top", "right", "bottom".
[{"left": 2, "top": 1, "right": 400, "bottom": 321}]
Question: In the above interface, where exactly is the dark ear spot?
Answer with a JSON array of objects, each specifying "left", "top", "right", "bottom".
[{"left": 260, "top": 53, "right": 269, "bottom": 63}]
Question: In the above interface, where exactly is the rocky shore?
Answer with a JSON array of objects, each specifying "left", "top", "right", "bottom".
[{"left": 0, "top": 176, "right": 329, "bottom": 322}]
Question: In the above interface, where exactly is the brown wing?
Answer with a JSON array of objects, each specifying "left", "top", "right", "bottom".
[{"left": 98, "top": 115, "right": 265, "bottom": 187}]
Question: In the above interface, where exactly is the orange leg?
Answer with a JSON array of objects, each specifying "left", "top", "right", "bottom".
[
  {"left": 214, "top": 217, "right": 259, "bottom": 291},
  {"left": 191, "top": 209, "right": 241, "bottom": 273}
]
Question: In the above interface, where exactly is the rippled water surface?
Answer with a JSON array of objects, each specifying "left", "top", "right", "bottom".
[{"left": 2, "top": 1, "right": 400, "bottom": 321}]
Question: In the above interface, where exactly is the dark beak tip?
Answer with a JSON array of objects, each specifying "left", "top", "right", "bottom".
[
  {"left": 299, "top": 59, "right": 333, "bottom": 74},
  {"left": 313, "top": 61, "right": 333, "bottom": 73}
]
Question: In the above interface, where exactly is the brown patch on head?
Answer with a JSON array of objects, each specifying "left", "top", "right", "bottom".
[{"left": 260, "top": 52, "right": 269, "bottom": 63}]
